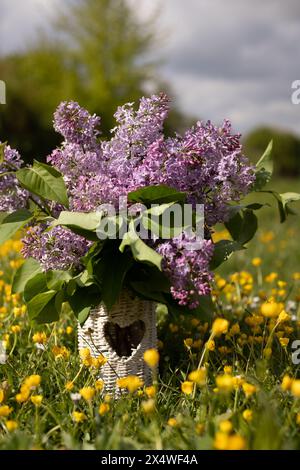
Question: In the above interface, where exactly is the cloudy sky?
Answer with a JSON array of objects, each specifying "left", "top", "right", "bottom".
[{"left": 1, "top": 0, "right": 300, "bottom": 134}]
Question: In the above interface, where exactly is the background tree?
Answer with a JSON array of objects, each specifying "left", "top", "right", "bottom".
[
  {"left": 0, "top": 0, "right": 166, "bottom": 161},
  {"left": 244, "top": 127, "right": 300, "bottom": 177}
]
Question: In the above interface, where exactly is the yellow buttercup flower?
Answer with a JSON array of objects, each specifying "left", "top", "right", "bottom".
[
  {"left": 79, "top": 348, "right": 107, "bottom": 368},
  {"left": 98, "top": 403, "right": 110, "bottom": 416},
  {"left": 141, "top": 399, "right": 155, "bottom": 415},
  {"left": 206, "top": 339, "right": 215, "bottom": 351},
  {"left": 265, "top": 272, "right": 278, "bottom": 283},
  {"left": 216, "top": 374, "right": 235, "bottom": 393},
  {"left": 229, "top": 323, "right": 240, "bottom": 336},
  {"left": 24, "top": 375, "right": 41, "bottom": 389},
  {"left": 145, "top": 386, "right": 156, "bottom": 398},
  {"left": 214, "top": 432, "right": 246, "bottom": 450},
  {"left": 181, "top": 381, "right": 194, "bottom": 395},
  {"left": 261, "top": 301, "right": 283, "bottom": 318},
  {"left": 0, "top": 405, "right": 13, "bottom": 417},
  {"left": 277, "top": 311, "right": 290, "bottom": 323},
  {"left": 65, "top": 381, "right": 74, "bottom": 391},
  {"left": 52, "top": 345, "right": 70, "bottom": 359},
  {"left": 183, "top": 338, "right": 193, "bottom": 348},
  {"left": 219, "top": 420, "right": 233, "bottom": 433},
  {"left": 10, "top": 325, "right": 21, "bottom": 334},
  {"left": 143, "top": 349, "right": 159, "bottom": 368},
  {"left": 5, "top": 420, "right": 18, "bottom": 432},
  {"left": 212, "top": 318, "right": 229, "bottom": 336},
  {"left": 188, "top": 368, "right": 207, "bottom": 386},
  {"left": 66, "top": 326, "right": 73, "bottom": 335},
  {"left": 242, "top": 409, "right": 253, "bottom": 422},
  {"left": 32, "top": 332, "right": 48, "bottom": 344},
  {"left": 167, "top": 417, "right": 178, "bottom": 427},
  {"left": 72, "top": 411, "right": 86, "bottom": 423},
  {"left": 224, "top": 366, "right": 232, "bottom": 375},
  {"left": 31, "top": 395, "right": 43, "bottom": 406},
  {"left": 95, "top": 380, "right": 104, "bottom": 391},
  {"left": 291, "top": 380, "right": 300, "bottom": 398},
  {"left": 281, "top": 375, "right": 293, "bottom": 391},
  {"left": 242, "top": 382, "right": 257, "bottom": 397},
  {"left": 252, "top": 257, "right": 262, "bottom": 267},
  {"left": 279, "top": 338, "right": 289, "bottom": 348},
  {"left": 117, "top": 376, "right": 144, "bottom": 393},
  {"left": 79, "top": 387, "right": 96, "bottom": 401}
]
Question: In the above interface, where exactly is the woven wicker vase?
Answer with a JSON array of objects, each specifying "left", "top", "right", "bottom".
[{"left": 78, "top": 290, "right": 157, "bottom": 396}]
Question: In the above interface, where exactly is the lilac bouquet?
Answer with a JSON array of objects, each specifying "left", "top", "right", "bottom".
[{"left": 0, "top": 93, "right": 296, "bottom": 324}]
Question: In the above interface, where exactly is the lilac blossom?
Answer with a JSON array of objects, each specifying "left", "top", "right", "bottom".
[
  {"left": 18, "top": 95, "right": 255, "bottom": 308},
  {"left": 102, "top": 93, "right": 170, "bottom": 189},
  {"left": 21, "top": 225, "right": 90, "bottom": 272},
  {"left": 53, "top": 101, "right": 101, "bottom": 148},
  {"left": 133, "top": 119, "right": 255, "bottom": 225},
  {"left": 0, "top": 143, "right": 28, "bottom": 212},
  {"left": 157, "top": 234, "right": 214, "bottom": 309}
]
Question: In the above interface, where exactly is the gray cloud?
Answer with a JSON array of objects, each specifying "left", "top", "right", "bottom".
[{"left": 1, "top": 0, "right": 300, "bottom": 134}]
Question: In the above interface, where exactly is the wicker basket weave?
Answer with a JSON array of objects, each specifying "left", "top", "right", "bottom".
[{"left": 78, "top": 290, "right": 157, "bottom": 396}]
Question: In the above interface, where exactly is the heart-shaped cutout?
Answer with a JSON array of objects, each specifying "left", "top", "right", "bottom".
[{"left": 104, "top": 320, "right": 145, "bottom": 357}]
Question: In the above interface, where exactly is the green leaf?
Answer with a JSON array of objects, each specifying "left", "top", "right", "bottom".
[
  {"left": 0, "top": 142, "right": 7, "bottom": 164},
  {"left": 77, "top": 306, "right": 91, "bottom": 326},
  {"left": 164, "top": 293, "right": 214, "bottom": 322},
  {"left": 101, "top": 249, "right": 134, "bottom": 310},
  {"left": 254, "top": 140, "right": 273, "bottom": 190},
  {"left": 52, "top": 210, "right": 103, "bottom": 240},
  {"left": 0, "top": 209, "right": 33, "bottom": 245},
  {"left": 12, "top": 258, "right": 42, "bottom": 294},
  {"left": 142, "top": 202, "right": 195, "bottom": 238},
  {"left": 68, "top": 287, "right": 101, "bottom": 325},
  {"left": 259, "top": 190, "right": 300, "bottom": 223},
  {"left": 24, "top": 273, "right": 47, "bottom": 303},
  {"left": 128, "top": 184, "right": 186, "bottom": 205},
  {"left": 128, "top": 264, "right": 170, "bottom": 303},
  {"left": 210, "top": 240, "right": 244, "bottom": 270},
  {"left": 225, "top": 209, "right": 258, "bottom": 245},
  {"left": 16, "top": 161, "right": 69, "bottom": 207},
  {"left": 130, "top": 282, "right": 167, "bottom": 303},
  {"left": 34, "top": 295, "right": 60, "bottom": 324},
  {"left": 46, "top": 270, "right": 73, "bottom": 290},
  {"left": 27, "top": 290, "right": 57, "bottom": 321},
  {"left": 119, "top": 221, "right": 162, "bottom": 271},
  {"left": 53, "top": 211, "right": 103, "bottom": 231},
  {"left": 0, "top": 212, "right": 8, "bottom": 224}
]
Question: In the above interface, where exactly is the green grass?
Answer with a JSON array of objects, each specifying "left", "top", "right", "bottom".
[{"left": 0, "top": 178, "right": 300, "bottom": 450}]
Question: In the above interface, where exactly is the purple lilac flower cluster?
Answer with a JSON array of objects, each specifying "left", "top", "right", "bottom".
[
  {"left": 21, "top": 94, "right": 254, "bottom": 306},
  {"left": 21, "top": 225, "right": 90, "bottom": 272},
  {"left": 157, "top": 234, "right": 214, "bottom": 308},
  {"left": 0, "top": 144, "right": 28, "bottom": 212}
]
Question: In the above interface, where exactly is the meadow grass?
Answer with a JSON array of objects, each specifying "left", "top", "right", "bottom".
[{"left": 0, "top": 178, "right": 300, "bottom": 450}]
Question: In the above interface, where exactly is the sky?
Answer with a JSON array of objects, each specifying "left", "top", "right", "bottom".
[{"left": 1, "top": 0, "right": 300, "bottom": 135}]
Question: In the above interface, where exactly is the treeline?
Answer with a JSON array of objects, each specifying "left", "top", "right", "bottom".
[{"left": 1, "top": 0, "right": 299, "bottom": 177}]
